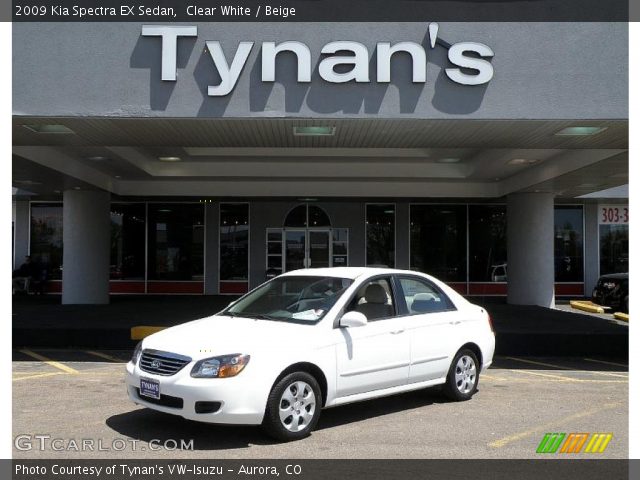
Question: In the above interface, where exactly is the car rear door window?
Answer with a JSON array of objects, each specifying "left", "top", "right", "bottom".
[{"left": 397, "top": 277, "right": 455, "bottom": 315}]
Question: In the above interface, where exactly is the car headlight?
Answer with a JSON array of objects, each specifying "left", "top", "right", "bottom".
[
  {"left": 131, "top": 341, "right": 142, "bottom": 365},
  {"left": 190, "top": 354, "right": 250, "bottom": 378}
]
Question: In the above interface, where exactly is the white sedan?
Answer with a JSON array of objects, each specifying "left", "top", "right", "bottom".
[{"left": 126, "top": 267, "right": 495, "bottom": 441}]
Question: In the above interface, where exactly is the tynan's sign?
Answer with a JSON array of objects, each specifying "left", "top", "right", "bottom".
[{"left": 141, "top": 24, "right": 494, "bottom": 96}]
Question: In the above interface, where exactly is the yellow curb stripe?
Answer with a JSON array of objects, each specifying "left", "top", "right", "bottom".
[
  {"left": 584, "top": 434, "right": 599, "bottom": 453},
  {"left": 84, "top": 350, "right": 125, "bottom": 363},
  {"left": 613, "top": 312, "right": 629, "bottom": 322},
  {"left": 12, "top": 371, "right": 66, "bottom": 382},
  {"left": 583, "top": 358, "right": 628, "bottom": 368},
  {"left": 489, "top": 402, "right": 620, "bottom": 448},
  {"left": 19, "top": 349, "right": 79, "bottom": 374},
  {"left": 570, "top": 300, "right": 605, "bottom": 314},
  {"left": 131, "top": 326, "right": 166, "bottom": 340}
]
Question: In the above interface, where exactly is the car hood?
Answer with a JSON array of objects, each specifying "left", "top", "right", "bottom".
[{"left": 141, "top": 315, "right": 322, "bottom": 359}]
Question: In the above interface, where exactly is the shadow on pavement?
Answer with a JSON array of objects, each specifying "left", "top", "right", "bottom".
[{"left": 106, "top": 388, "right": 448, "bottom": 450}]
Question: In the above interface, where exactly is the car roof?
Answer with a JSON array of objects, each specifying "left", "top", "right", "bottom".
[{"left": 280, "top": 267, "right": 425, "bottom": 280}]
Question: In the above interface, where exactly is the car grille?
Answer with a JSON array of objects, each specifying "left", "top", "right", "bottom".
[{"left": 139, "top": 349, "right": 192, "bottom": 376}]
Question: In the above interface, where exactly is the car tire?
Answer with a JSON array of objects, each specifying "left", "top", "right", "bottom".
[
  {"left": 262, "top": 371, "right": 322, "bottom": 442},
  {"left": 442, "top": 349, "right": 480, "bottom": 402}
]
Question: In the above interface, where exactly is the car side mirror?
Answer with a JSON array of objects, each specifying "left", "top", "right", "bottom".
[{"left": 340, "top": 311, "right": 368, "bottom": 328}]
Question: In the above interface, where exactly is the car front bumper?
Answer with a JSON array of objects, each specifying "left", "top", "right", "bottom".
[{"left": 125, "top": 361, "right": 266, "bottom": 425}]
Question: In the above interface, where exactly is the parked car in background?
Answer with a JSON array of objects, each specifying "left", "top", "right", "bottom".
[
  {"left": 126, "top": 267, "right": 495, "bottom": 441},
  {"left": 592, "top": 273, "right": 628, "bottom": 313}
]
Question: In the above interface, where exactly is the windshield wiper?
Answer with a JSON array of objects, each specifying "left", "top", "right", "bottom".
[{"left": 228, "top": 312, "right": 279, "bottom": 321}]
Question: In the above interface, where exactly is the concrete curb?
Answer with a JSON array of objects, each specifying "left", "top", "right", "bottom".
[
  {"left": 613, "top": 312, "right": 629, "bottom": 322},
  {"left": 570, "top": 300, "right": 605, "bottom": 314}
]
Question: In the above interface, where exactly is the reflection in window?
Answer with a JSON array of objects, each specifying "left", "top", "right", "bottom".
[
  {"left": 554, "top": 206, "right": 584, "bottom": 282},
  {"left": 366, "top": 204, "right": 395, "bottom": 268},
  {"left": 147, "top": 204, "right": 204, "bottom": 281},
  {"left": 29, "top": 203, "right": 63, "bottom": 280},
  {"left": 110, "top": 203, "right": 145, "bottom": 280},
  {"left": 220, "top": 203, "right": 249, "bottom": 281},
  {"left": 410, "top": 205, "right": 466, "bottom": 281},
  {"left": 599, "top": 224, "right": 628, "bottom": 275},
  {"left": 469, "top": 205, "right": 507, "bottom": 282}
]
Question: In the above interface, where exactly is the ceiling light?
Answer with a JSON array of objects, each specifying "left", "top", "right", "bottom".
[
  {"left": 23, "top": 124, "right": 75, "bottom": 134},
  {"left": 53, "top": 190, "right": 61, "bottom": 194},
  {"left": 297, "top": 197, "right": 318, "bottom": 202},
  {"left": 293, "top": 126, "right": 335, "bottom": 136},
  {"left": 555, "top": 126, "right": 607, "bottom": 136},
  {"left": 508, "top": 158, "right": 538, "bottom": 165},
  {"left": 114, "top": 175, "right": 121, "bottom": 179},
  {"left": 437, "top": 158, "right": 460, "bottom": 163},
  {"left": 158, "top": 156, "right": 182, "bottom": 162},
  {"left": 158, "top": 209, "right": 172, "bottom": 213},
  {"left": 73, "top": 186, "right": 82, "bottom": 190},
  {"left": 87, "top": 156, "right": 109, "bottom": 161}
]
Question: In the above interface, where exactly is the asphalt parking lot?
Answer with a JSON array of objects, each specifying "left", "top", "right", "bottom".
[{"left": 12, "top": 350, "right": 628, "bottom": 459}]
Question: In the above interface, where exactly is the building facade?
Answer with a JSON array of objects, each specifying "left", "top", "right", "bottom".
[{"left": 12, "top": 22, "right": 629, "bottom": 306}]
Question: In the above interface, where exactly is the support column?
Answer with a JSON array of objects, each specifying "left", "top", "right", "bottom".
[
  {"left": 13, "top": 200, "right": 31, "bottom": 270},
  {"left": 583, "top": 203, "right": 600, "bottom": 296},
  {"left": 62, "top": 190, "right": 110, "bottom": 304},
  {"left": 204, "top": 202, "right": 219, "bottom": 295},
  {"left": 507, "top": 192, "right": 555, "bottom": 307}
]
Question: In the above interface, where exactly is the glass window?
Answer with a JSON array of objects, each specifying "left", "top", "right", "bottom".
[
  {"left": 468, "top": 205, "right": 507, "bottom": 282},
  {"left": 110, "top": 203, "right": 145, "bottom": 280},
  {"left": 397, "top": 276, "right": 454, "bottom": 314},
  {"left": 284, "top": 205, "right": 308, "bottom": 227},
  {"left": 225, "top": 275, "right": 353, "bottom": 324},
  {"left": 599, "top": 224, "right": 628, "bottom": 275},
  {"left": 410, "top": 205, "right": 466, "bottom": 281},
  {"left": 220, "top": 203, "right": 249, "bottom": 281},
  {"left": 347, "top": 277, "right": 396, "bottom": 321},
  {"left": 308, "top": 205, "right": 330, "bottom": 227},
  {"left": 554, "top": 206, "right": 584, "bottom": 282},
  {"left": 147, "top": 204, "right": 204, "bottom": 281},
  {"left": 29, "top": 203, "right": 63, "bottom": 280},
  {"left": 332, "top": 228, "right": 349, "bottom": 267},
  {"left": 366, "top": 204, "right": 395, "bottom": 267}
]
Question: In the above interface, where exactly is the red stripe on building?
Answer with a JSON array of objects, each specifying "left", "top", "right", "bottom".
[{"left": 219, "top": 281, "right": 249, "bottom": 294}]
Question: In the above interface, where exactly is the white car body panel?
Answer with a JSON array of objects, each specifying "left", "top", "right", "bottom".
[{"left": 125, "top": 267, "right": 495, "bottom": 425}]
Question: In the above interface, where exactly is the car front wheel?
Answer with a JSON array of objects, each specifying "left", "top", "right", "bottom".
[
  {"left": 442, "top": 349, "right": 480, "bottom": 401},
  {"left": 263, "top": 372, "right": 322, "bottom": 441}
]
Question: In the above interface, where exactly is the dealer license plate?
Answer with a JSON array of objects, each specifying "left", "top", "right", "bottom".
[{"left": 140, "top": 378, "right": 160, "bottom": 400}]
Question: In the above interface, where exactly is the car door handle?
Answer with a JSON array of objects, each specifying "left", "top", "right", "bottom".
[
  {"left": 449, "top": 320, "right": 462, "bottom": 325},
  {"left": 390, "top": 329, "right": 405, "bottom": 335}
]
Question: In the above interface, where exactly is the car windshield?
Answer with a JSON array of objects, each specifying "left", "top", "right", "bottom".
[{"left": 223, "top": 276, "right": 353, "bottom": 324}]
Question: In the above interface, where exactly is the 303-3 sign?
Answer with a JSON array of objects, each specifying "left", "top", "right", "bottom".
[{"left": 599, "top": 205, "right": 629, "bottom": 225}]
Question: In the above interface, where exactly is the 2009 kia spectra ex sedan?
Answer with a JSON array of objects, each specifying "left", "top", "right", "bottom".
[{"left": 126, "top": 267, "right": 495, "bottom": 441}]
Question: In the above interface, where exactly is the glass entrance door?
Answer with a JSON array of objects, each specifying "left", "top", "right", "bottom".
[
  {"left": 308, "top": 230, "right": 330, "bottom": 268},
  {"left": 285, "top": 230, "right": 306, "bottom": 271}
]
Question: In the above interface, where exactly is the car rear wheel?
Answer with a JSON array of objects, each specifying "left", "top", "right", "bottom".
[
  {"left": 442, "top": 349, "right": 480, "bottom": 401},
  {"left": 263, "top": 372, "right": 322, "bottom": 441}
]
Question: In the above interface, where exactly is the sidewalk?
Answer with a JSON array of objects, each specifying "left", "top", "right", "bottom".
[{"left": 12, "top": 295, "right": 628, "bottom": 358}]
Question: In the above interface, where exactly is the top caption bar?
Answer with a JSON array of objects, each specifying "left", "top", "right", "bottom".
[{"left": 11, "top": 0, "right": 630, "bottom": 22}]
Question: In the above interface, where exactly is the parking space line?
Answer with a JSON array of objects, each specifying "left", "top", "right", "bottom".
[
  {"left": 84, "top": 350, "right": 125, "bottom": 363},
  {"left": 19, "top": 349, "right": 79, "bottom": 375},
  {"left": 511, "top": 369, "right": 580, "bottom": 382},
  {"left": 505, "top": 356, "right": 628, "bottom": 378},
  {"left": 583, "top": 358, "right": 628, "bottom": 368},
  {"left": 12, "top": 372, "right": 66, "bottom": 382},
  {"left": 489, "top": 402, "right": 621, "bottom": 448}
]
